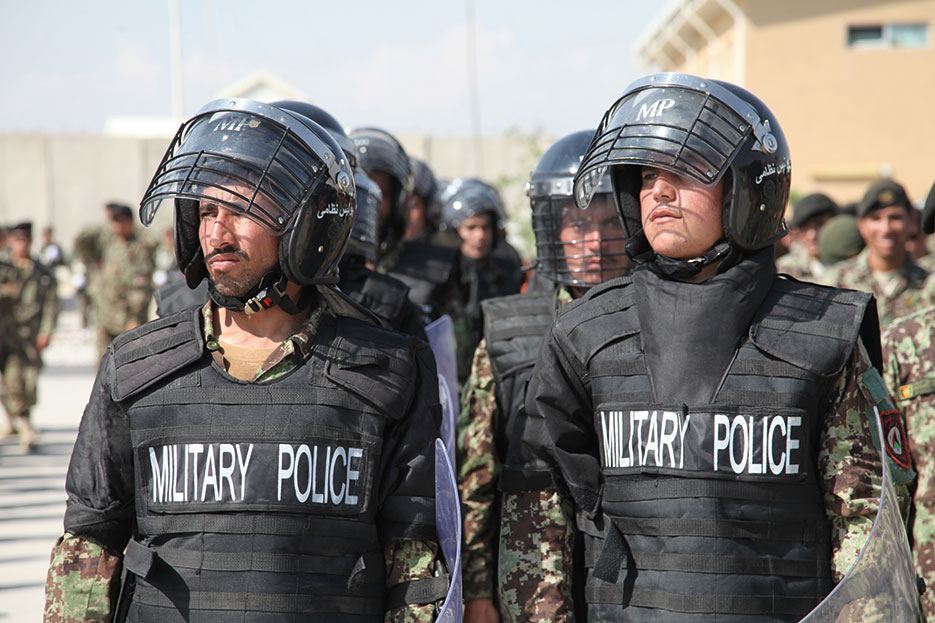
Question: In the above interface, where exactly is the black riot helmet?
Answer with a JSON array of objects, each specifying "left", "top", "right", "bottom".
[
  {"left": 272, "top": 100, "right": 357, "bottom": 169},
  {"left": 272, "top": 101, "right": 378, "bottom": 263},
  {"left": 139, "top": 98, "right": 356, "bottom": 314},
  {"left": 349, "top": 127, "right": 412, "bottom": 253},
  {"left": 528, "top": 130, "right": 629, "bottom": 288},
  {"left": 574, "top": 73, "right": 791, "bottom": 277},
  {"left": 438, "top": 178, "right": 505, "bottom": 233},
  {"left": 346, "top": 167, "right": 382, "bottom": 263},
  {"left": 410, "top": 157, "right": 437, "bottom": 206}
]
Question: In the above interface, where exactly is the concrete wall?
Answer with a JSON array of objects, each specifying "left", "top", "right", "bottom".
[{"left": 0, "top": 130, "right": 552, "bottom": 260}]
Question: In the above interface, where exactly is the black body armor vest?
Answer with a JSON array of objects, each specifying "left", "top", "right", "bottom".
[
  {"left": 562, "top": 273, "right": 874, "bottom": 623},
  {"left": 109, "top": 310, "right": 433, "bottom": 623},
  {"left": 481, "top": 290, "right": 557, "bottom": 491},
  {"left": 340, "top": 263, "right": 428, "bottom": 341}
]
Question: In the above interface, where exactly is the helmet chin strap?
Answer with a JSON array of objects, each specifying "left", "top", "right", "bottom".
[
  {"left": 651, "top": 239, "right": 738, "bottom": 280},
  {"left": 207, "top": 268, "right": 313, "bottom": 316}
]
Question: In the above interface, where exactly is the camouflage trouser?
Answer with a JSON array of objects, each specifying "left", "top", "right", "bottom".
[
  {"left": 1, "top": 349, "right": 39, "bottom": 419},
  {"left": 910, "top": 421, "right": 935, "bottom": 620}
]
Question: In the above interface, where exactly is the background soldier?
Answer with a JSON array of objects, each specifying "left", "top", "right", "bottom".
[
  {"left": 436, "top": 178, "right": 524, "bottom": 386},
  {"left": 458, "top": 130, "right": 630, "bottom": 623},
  {"left": 881, "top": 177, "right": 935, "bottom": 621},
  {"left": 817, "top": 213, "right": 866, "bottom": 267},
  {"left": 508, "top": 73, "right": 910, "bottom": 621},
  {"left": 825, "top": 179, "right": 930, "bottom": 329},
  {"left": 775, "top": 192, "right": 838, "bottom": 283},
  {"left": 406, "top": 157, "right": 438, "bottom": 241},
  {"left": 44, "top": 99, "right": 444, "bottom": 622},
  {"left": 0, "top": 222, "right": 58, "bottom": 451},
  {"left": 274, "top": 100, "right": 429, "bottom": 340},
  {"left": 74, "top": 202, "right": 158, "bottom": 356}
]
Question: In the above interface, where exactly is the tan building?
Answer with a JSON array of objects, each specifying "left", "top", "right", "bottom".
[{"left": 636, "top": 0, "right": 935, "bottom": 207}]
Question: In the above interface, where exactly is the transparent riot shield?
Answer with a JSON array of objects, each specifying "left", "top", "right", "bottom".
[
  {"left": 435, "top": 438, "right": 464, "bottom": 622},
  {"left": 799, "top": 408, "right": 922, "bottom": 622},
  {"left": 426, "top": 315, "right": 458, "bottom": 463}
]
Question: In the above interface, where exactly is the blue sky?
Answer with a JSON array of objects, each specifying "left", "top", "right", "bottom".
[{"left": 1, "top": 1, "right": 664, "bottom": 136}]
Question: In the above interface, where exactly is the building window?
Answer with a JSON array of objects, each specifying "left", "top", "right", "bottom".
[{"left": 847, "top": 23, "right": 929, "bottom": 49}]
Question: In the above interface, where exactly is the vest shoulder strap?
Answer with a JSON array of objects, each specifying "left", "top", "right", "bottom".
[
  {"left": 389, "top": 240, "right": 457, "bottom": 285},
  {"left": 482, "top": 291, "right": 555, "bottom": 384},
  {"left": 750, "top": 278, "right": 874, "bottom": 377},
  {"left": 111, "top": 308, "right": 205, "bottom": 402},
  {"left": 357, "top": 270, "right": 412, "bottom": 325}
]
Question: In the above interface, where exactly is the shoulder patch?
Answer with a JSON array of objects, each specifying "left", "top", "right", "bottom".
[{"left": 880, "top": 409, "right": 912, "bottom": 469}]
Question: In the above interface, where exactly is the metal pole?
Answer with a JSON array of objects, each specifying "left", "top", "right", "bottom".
[{"left": 466, "top": 0, "right": 484, "bottom": 176}]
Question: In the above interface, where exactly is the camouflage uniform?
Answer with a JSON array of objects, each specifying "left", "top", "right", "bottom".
[
  {"left": 775, "top": 239, "right": 831, "bottom": 285},
  {"left": 74, "top": 225, "right": 157, "bottom": 356},
  {"left": 502, "top": 325, "right": 899, "bottom": 621},
  {"left": 882, "top": 306, "right": 935, "bottom": 620},
  {"left": 0, "top": 255, "right": 58, "bottom": 445},
  {"left": 458, "top": 288, "right": 573, "bottom": 620},
  {"left": 824, "top": 248, "right": 931, "bottom": 330},
  {"left": 44, "top": 299, "right": 440, "bottom": 623}
]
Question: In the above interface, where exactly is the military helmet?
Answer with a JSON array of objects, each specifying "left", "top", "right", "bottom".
[
  {"left": 528, "top": 130, "right": 627, "bottom": 287},
  {"left": 346, "top": 168, "right": 382, "bottom": 263},
  {"left": 349, "top": 127, "right": 411, "bottom": 248},
  {"left": 273, "top": 100, "right": 379, "bottom": 263},
  {"left": 574, "top": 73, "right": 791, "bottom": 261},
  {"left": 437, "top": 178, "right": 504, "bottom": 233},
  {"left": 140, "top": 98, "right": 356, "bottom": 292},
  {"left": 410, "top": 157, "right": 437, "bottom": 204}
]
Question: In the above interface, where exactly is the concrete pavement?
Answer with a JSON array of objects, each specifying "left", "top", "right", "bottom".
[{"left": 0, "top": 303, "right": 98, "bottom": 622}]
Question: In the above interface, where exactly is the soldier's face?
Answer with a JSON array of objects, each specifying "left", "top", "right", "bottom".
[
  {"left": 198, "top": 187, "right": 280, "bottom": 298},
  {"left": 559, "top": 195, "right": 629, "bottom": 284},
  {"left": 858, "top": 205, "right": 909, "bottom": 263},
  {"left": 8, "top": 232, "right": 30, "bottom": 260},
  {"left": 798, "top": 213, "right": 834, "bottom": 260},
  {"left": 639, "top": 167, "right": 724, "bottom": 260},
  {"left": 367, "top": 169, "right": 395, "bottom": 232},
  {"left": 457, "top": 213, "right": 495, "bottom": 259}
]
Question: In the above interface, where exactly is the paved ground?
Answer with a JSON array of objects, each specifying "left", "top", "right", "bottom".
[{"left": 0, "top": 302, "right": 98, "bottom": 622}]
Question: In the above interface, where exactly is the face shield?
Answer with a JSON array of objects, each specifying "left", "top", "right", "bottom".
[
  {"left": 141, "top": 99, "right": 352, "bottom": 237},
  {"left": 572, "top": 74, "right": 770, "bottom": 239}
]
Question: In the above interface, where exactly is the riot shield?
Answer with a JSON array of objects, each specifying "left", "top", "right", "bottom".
[
  {"left": 435, "top": 438, "right": 464, "bottom": 623},
  {"left": 799, "top": 407, "right": 922, "bottom": 622},
  {"left": 426, "top": 315, "right": 458, "bottom": 462}
]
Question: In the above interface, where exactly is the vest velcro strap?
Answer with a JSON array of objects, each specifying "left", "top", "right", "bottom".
[
  {"left": 897, "top": 377, "right": 935, "bottom": 400},
  {"left": 729, "top": 358, "right": 814, "bottom": 379},
  {"left": 589, "top": 359, "right": 647, "bottom": 377},
  {"left": 115, "top": 330, "right": 193, "bottom": 367},
  {"left": 149, "top": 545, "right": 384, "bottom": 576},
  {"left": 123, "top": 539, "right": 157, "bottom": 580},
  {"left": 585, "top": 549, "right": 830, "bottom": 578},
  {"left": 601, "top": 477, "right": 814, "bottom": 504},
  {"left": 384, "top": 575, "right": 450, "bottom": 610},
  {"left": 591, "top": 519, "right": 631, "bottom": 584},
  {"left": 613, "top": 515, "right": 814, "bottom": 543},
  {"left": 585, "top": 584, "right": 817, "bottom": 616},
  {"left": 715, "top": 389, "right": 799, "bottom": 408},
  {"left": 137, "top": 514, "right": 377, "bottom": 543},
  {"left": 133, "top": 585, "right": 383, "bottom": 616}
]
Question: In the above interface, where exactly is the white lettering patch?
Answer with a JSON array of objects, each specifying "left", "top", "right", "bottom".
[{"left": 598, "top": 408, "right": 805, "bottom": 477}]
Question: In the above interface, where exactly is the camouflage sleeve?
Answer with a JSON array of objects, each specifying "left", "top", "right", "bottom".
[
  {"left": 384, "top": 539, "right": 441, "bottom": 623},
  {"left": 499, "top": 489, "right": 575, "bottom": 623},
  {"left": 43, "top": 533, "right": 121, "bottom": 623},
  {"left": 124, "top": 241, "right": 157, "bottom": 325},
  {"left": 39, "top": 268, "right": 59, "bottom": 338},
  {"left": 456, "top": 338, "right": 499, "bottom": 601},
  {"left": 818, "top": 340, "right": 884, "bottom": 581}
]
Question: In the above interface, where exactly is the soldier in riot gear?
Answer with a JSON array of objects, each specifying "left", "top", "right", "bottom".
[
  {"left": 44, "top": 99, "right": 444, "bottom": 623},
  {"left": 273, "top": 101, "right": 428, "bottom": 340},
  {"left": 507, "top": 73, "right": 916, "bottom": 622},
  {"left": 349, "top": 126, "right": 412, "bottom": 269},
  {"left": 434, "top": 178, "right": 524, "bottom": 385},
  {"left": 457, "top": 130, "right": 629, "bottom": 623},
  {"left": 406, "top": 156, "right": 438, "bottom": 240}
]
